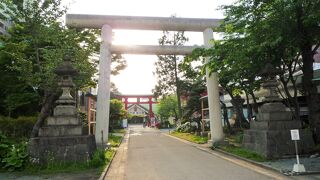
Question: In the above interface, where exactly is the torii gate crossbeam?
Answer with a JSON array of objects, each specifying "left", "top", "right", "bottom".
[{"left": 66, "top": 14, "right": 224, "bottom": 145}]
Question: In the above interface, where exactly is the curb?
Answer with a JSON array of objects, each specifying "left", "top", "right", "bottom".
[
  {"left": 98, "top": 131, "right": 126, "bottom": 180},
  {"left": 213, "top": 148, "right": 320, "bottom": 176},
  {"left": 165, "top": 132, "right": 320, "bottom": 176}
]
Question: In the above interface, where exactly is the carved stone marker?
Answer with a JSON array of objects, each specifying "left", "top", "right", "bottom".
[
  {"left": 29, "top": 55, "right": 96, "bottom": 163},
  {"left": 243, "top": 64, "right": 314, "bottom": 159}
]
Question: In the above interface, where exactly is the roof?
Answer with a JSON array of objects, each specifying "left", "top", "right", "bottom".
[{"left": 127, "top": 104, "right": 149, "bottom": 114}]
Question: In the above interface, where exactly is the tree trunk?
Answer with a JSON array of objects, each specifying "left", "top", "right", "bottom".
[
  {"left": 221, "top": 100, "right": 233, "bottom": 134},
  {"left": 245, "top": 91, "right": 252, "bottom": 122},
  {"left": 226, "top": 89, "right": 249, "bottom": 129},
  {"left": 249, "top": 91, "right": 258, "bottom": 114},
  {"left": 30, "top": 90, "right": 58, "bottom": 138},
  {"left": 296, "top": 3, "right": 320, "bottom": 142},
  {"left": 301, "top": 43, "right": 320, "bottom": 141}
]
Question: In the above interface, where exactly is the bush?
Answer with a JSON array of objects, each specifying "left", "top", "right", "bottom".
[
  {"left": 176, "top": 122, "right": 192, "bottom": 133},
  {"left": 0, "top": 134, "right": 28, "bottom": 171},
  {"left": 88, "top": 149, "right": 106, "bottom": 167},
  {"left": 0, "top": 116, "right": 36, "bottom": 138}
]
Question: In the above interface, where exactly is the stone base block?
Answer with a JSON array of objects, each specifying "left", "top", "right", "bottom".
[
  {"left": 47, "top": 116, "right": 80, "bottom": 125},
  {"left": 243, "top": 129, "right": 314, "bottom": 159},
  {"left": 53, "top": 105, "right": 77, "bottom": 116},
  {"left": 39, "top": 125, "right": 82, "bottom": 137},
  {"left": 250, "top": 120, "right": 301, "bottom": 130},
  {"left": 29, "top": 135, "right": 96, "bottom": 164}
]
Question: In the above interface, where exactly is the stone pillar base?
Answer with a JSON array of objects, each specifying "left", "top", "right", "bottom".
[
  {"left": 243, "top": 128, "right": 314, "bottom": 159},
  {"left": 28, "top": 135, "right": 96, "bottom": 164}
]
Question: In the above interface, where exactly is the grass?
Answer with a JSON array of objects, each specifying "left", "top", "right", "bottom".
[
  {"left": 216, "top": 145, "right": 267, "bottom": 162},
  {"left": 214, "top": 131, "right": 267, "bottom": 162},
  {"left": 11, "top": 134, "right": 125, "bottom": 175},
  {"left": 23, "top": 149, "right": 115, "bottom": 175},
  {"left": 112, "top": 129, "right": 126, "bottom": 134},
  {"left": 108, "top": 134, "right": 123, "bottom": 147},
  {"left": 170, "top": 131, "right": 208, "bottom": 144}
]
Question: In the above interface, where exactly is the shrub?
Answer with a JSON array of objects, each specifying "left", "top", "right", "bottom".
[
  {"left": 0, "top": 134, "right": 28, "bottom": 171},
  {"left": 176, "top": 122, "right": 192, "bottom": 133},
  {"left": 0, "top": 116, "right": 36, "bottom": 138},
  {"left": 0, "top": 134, "right": 12, "bottom": 167},
  {"left": 2, "top": 141, "right": 28, "bottom": 171}
]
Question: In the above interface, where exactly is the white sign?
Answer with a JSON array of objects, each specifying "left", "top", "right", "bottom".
[
  {"left": 122, "top": 119, "right": 128, "bottom": 128},
  {"left": 290, "top": 129, "right": 300, "bottom": 140}
]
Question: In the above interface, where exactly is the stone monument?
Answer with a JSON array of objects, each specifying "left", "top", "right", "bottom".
[
  {"left": 29, "top": 55, "right": 96, "bottom": 163},
  {"left": 243, "top": 64, "right": 314, "bottom": 159}
]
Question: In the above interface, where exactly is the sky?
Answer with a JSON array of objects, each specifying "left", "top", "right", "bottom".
[{"left": 63, "top": 0, "right": 235, "bottom": 95}]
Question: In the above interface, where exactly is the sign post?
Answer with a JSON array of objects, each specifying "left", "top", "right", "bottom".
[{"left": 290, "top": 129, "right": 306, "bottom": 173}]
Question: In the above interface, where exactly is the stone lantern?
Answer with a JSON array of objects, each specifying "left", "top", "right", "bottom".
[
  {"left": 54, "top": 54, "right": 78, "bottom": 106},
  {"left": 29, "top": 54, "right": 96, "bottom": 164},
  {"left": 242, "top": 63, "right": 314, "bottom": 159}
]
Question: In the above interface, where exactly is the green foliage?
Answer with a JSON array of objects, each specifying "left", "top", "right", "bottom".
[
  {"left": 88, "top": 149, "right": 109, "bottom": 168},
  {"left": 170, "top": 131, "right": 208, "bottom": 144},
  {"left": 26, "top": 149, "right": 114, "bottom": 174},
  {"left": 157, "top": 95, "right": 178, "bottom": 121},
  {"left": 0, "top": 116, "right": 36, "bottom": 138},
  {"left": 153, "top": 27, "right": 189, "bottom": 119},
  {"left": 108, "top": 134, "right": 123, "bottom": 147},
  {"left": 0, "top": 134, "right": 28, "bottom": 171},
  {"left": 2, "top": 141, "right": 28, "bottom": 171},
  {"left": 0, "top": 134, "right": 12, "bottom": 167},
  {"left": 0, "top": 0, "right": 101, "bottom": 119},
  {"left": 109, "top": 99, "right": 127, "bottom": 129},
  {"left": 112, "top": 129, "right": 126, "bottom": 134},
  {"left": 153, "top": 30, "right": 188, "bottom": 97},
  {"left": 217, "top": 145, "right": 266, "bottom": 162}
]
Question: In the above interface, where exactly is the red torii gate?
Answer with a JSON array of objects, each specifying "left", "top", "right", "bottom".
[{"left": 117, "top": 95, "right": 157, "bottom": 119}]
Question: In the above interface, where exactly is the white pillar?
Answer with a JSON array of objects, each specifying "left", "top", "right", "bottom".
[
  {"left": 96, "top": 24, "right": 112, "bottom": 145},
  {"left": 203, "top": 28, "right": 224, "bottom": 144}
]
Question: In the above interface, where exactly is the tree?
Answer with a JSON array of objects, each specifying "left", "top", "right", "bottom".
[
  {"left": 0, "top": 1, "right": 121, "bottom": 138},
  {"left": 157, "top": 95, "right": 179, "bottom": 122},
  {"left": 220, "top": 0, "right": 320, "bottom": 141},
  {"left": 109, "top": 99, "right": 127, "bottom": 130},
  {"left": 153, "top": 30, "right": 188, "bottom": 120}
]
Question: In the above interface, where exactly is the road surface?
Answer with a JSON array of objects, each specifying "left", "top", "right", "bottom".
[{"left": 106, "top": 124, "right": 289, "bottom": 180}]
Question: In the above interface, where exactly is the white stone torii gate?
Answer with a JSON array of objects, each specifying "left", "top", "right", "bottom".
[{"left": 66, "top": 14, "right": 224, "bottom": 145}]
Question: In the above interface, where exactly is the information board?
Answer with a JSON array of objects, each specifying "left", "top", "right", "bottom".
[{"left": 290, "top": 129, "right": 300, "bottom": 140}]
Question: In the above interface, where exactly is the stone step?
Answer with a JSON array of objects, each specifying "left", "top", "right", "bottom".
[
  {"left": 39, "top": 125, "right": 82, "bottom": 137},
  {"left": 250, "top": 120, "right": 301, "bottom": 130},
  {"left": 46, "top": 116, "right": 80, "bottom": 125},
  {"left": 29, "top": 135, "right": 96, "bottom": 164},
  {"left": 53, "top": 105, "right": 77, "bottom": 116}
]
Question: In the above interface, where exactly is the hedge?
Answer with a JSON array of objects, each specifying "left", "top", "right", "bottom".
[{"left": 0, "top": 116, "right": 36, "bottom": 139}]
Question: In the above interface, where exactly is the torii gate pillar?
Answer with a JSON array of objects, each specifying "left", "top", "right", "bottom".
[
  {"left": 203, "top": 28, "right": 224, "bottom": 143},
  {"left": 95, "top": 24, "right": 112, "bottom": 145}
]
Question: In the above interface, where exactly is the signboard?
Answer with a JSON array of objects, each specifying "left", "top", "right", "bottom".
[
  {"left": 290, "top": 129, "right": 300, "bottom": 140},
  {"left": 122, "top": 119, "right": 128, "bottom": 128}
]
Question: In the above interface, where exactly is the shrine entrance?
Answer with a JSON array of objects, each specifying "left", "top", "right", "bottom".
[
  {"left": 118, "top": 94, "right": 157, "bottom": 120},
  {"left": 66, "top": 14, "right": 224, "bottom": 144}
]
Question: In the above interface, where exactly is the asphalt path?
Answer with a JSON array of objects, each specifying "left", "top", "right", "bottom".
[{"left": 124, "top": 124, "right": 288, "bottom": 180}]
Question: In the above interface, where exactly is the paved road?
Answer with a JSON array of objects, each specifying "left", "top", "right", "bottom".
[{"left": 119, "top": 124, "right": 289, "bottom": 180}]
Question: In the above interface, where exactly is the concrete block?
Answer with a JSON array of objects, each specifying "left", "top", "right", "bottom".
[
  {"left": 257, "top": 111, "right": 292, "bottom": 121},
  {"left": 39, "top": 125, "right": 82, "bottom": 137},
  {"left": 47, "top": 116, "right": 79, "bottom": 125},
  {"left": 28, "top": 135, "right": 96, "bottom": 164},
  {"left": 243, "top": 129, "right": 314, "bottom": 159},
  {"left": 250, "top": 120, "right": 301, "bottom": 130},
  {"left": 53, "top": 105, "right": 77, "bottom": 116}
]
